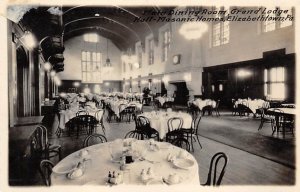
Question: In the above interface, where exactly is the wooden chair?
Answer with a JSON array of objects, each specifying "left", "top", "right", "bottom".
[
  {"left": 166, "top": 117, "right": 183, "bottom": 143},
  {"left": 76, "top": 115, "right": 99, "bottom": 138},
  {"left": 135, "top": 115, "right": 159, "bottom": 140},
  {"left": 106, "top": 105, "right": 117, "bottom": 123},
  {"left": 182, "top": 113, "right": 202, "bottom": 152},
  {"left": 124, "top": 130, "right": 148, "bottom": 140},
  {"left": 31, "top": 125, "right": 61, "bottom": 161},
  {"left": 76, "top": 110, "right": 88, "bottom": 116},
  {"left": 39, "top": 160, "right": 54, "bottom": 186},
  {"left": 95, "top": 109, "right": 106, "bottom": 135},
  {"left": 121, "top": 105, "right": 136, "bottom": 122},
  {"left": 212, "top": 100, "right": 220, "bottom": 116},
  {"left": 202, "top": 152, "right": 228, "bottom": 186},
  {"left": 83, "top": 133, "right": 107, "bottom": 147},
  {"left": 257, "top": 108, "right": 276, "bottom": 131}
]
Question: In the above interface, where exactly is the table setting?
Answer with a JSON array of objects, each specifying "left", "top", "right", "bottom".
[
  {"left": 140, "top": 110, "right": 193, "bottom": 140},
  {"left": 51, "top": 139, "right": 199, "bottom": 186}
]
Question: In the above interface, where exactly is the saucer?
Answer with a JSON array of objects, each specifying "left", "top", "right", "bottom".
[{"left": 162, "top": 177, "right": 182, "bottom": 185}]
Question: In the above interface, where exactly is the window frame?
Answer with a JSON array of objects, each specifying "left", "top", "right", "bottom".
[
  {"left": 162, "top": 29, "right": 171, "bottom": 62},
  {"left": 264, "top": 66, "right": 286, "bottom": 100},
  {"left": 261, "top": 7, "right": 293, "bottom": 33},
  {"left": 81, "top": 50, "right": 102, "bottom": 83},
  {"left": 212, "top": 21, "right": 230, "bottom": 47},
  {"left": 148, "top": 38, "right": 154, "bottom": 65}
]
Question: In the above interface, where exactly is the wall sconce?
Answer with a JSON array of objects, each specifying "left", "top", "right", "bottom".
[
  {"left": 50, "top": 70, "right": 56, "bottom": 77},
  {"left": 53, "top": 76, "right": 61, "bottom": 86},
  {"left": 219, "top": 84, "right": 223, "bottom": 91},
  {"left": 211, "top": 85, "right": 215, "bottom": 92},
  {"left": 73, "top": 82, "right": 80, "bottom": 87},
  {"left": 13, "top": 31, "right": 37, "bottom": 49},
  {"left": 237, "top": 69, "right": 252, "bottom": 78},
  {"left": 44, "top": 62, "right": 52, "bottom": 72}
]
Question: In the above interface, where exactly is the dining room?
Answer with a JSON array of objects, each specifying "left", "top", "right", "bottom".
[{"left": 1, "top": 3, "right": 297, "bottom": 190}]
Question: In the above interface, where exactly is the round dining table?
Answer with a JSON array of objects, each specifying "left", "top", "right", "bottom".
[
  {"left": 140, "top": 111, "right": 193, "bottom": 140},
  {"left": 51, "top": 139, "right": 200, "bottom": 186}
]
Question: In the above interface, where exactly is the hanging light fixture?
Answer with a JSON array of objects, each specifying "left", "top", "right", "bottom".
[
  {"left": 179, "top": 21, "right": 208, "bottom": 40},
  {"left": 105, "top": 39, "right": 111, "bottom": 67}
]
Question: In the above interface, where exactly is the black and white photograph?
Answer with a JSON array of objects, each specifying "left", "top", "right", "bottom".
[{"left": 0, "top": 0, "right": 299, "bottom": 191}]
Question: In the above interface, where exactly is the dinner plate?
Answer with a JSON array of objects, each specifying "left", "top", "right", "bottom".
[
  {"left": 146, "top": 178, "right": 165, "bottom": 185},
  {"left": 52, "top": 163, "right": 78, "bottom": 175},
  {"left": 173, "top": 158, "right": 194, "bottom": 170},
  {"left": 162, "top": 177, "right": 182, "bottom": 185}
]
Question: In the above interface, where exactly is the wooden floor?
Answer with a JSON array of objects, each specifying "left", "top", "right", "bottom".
[{"left": 45, "top": 107, "right": 295, "bottom": 185}]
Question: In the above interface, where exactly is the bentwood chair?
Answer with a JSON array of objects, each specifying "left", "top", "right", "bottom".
[
  {"left": 31, "top": 125, "right": 62, "bottom": 161},
  {"left": 182, "top": 113, "right": 202, "bottom": 152},
  {"left": 124, "top": 130, "right": 148, "bottom": 140},
  {"left": 166, "top": 117, "right": 184, "bottom": 143},
  {"left": 135, "top": 115, "right": 159, "bottom": 140},
  {"left": 83, "top": 133, "right": 107, "bottom": 147},
  {"left": 212, "top": 100, "right": 220, "bottom": 116},
  {"left": 39, "top": 160, "right": 54, "bottom": 186},
  {"left": 76, "top": 110, "right": 88, "bottom": 116},
  {"left": 95, "top": 109, "right": 106, "bottom": 135},
  {"left": 202, "top": 152, "right": 228, "bottom": 186},
  {"left": 257, "top": 108, "right": 276, "bottom": 131},
  {"left": 120, "top": 105, "right": 136, "bottom": 122},
  {"left": 76, "top": 115, "right": 99, "bottom": 138}
]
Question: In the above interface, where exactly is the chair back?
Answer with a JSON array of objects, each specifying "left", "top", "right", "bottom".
[
  {"left": 215, "top": 100, "right": 220, "bottom": 109},
  {"left": 124, "top": 130, "right": 147, "bottom": 140},
  {"left": 77, "top": 115, "right": 99, "bottom": 125},
  {"left": 192, "top": 113, "right": 202, "bottom": 135},
  {"left": 124, "top": 106, "right": 136, "bottom": 113},
  {"left": 167, "top": 117, "right": 183, "bottom": 132},
  {"left": 40, "top": 160, "right": 54, "bottom": 186},
  {"left": 31, "top": 125, "right": 48, "bottom": 152},
  {"left": 136, "top": 116, "right": 151, "bottom": 130},
  {"left": 76, "top": 110, "right": 88, "bottom": 116},
  {"left": 171, "top": 138, "right": 191, "bottom": 152},
  {"left": 83, "top": 133, "right": 107, "bottom": 147},
  {"left": 95, "top": 110, "right": 104, "bottom": 123},
  {"left": 203, "top": 152, "right": 228, "bottom": 186}
]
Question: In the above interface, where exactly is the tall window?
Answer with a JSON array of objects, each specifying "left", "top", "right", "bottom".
[
  {"left": 83, "top": 33, "right": 98, "bottom": 43},
  {"left": 123, "top": 62, "right": 126, "bottom": 72},
  {"left": 148, "top": 38, "right": 154, "bottom": 65},
  {"left": 162, "top": 29, "right": 171, "bottom": 62},
  {"left": 262, "top": 7, "right": 293, "bottom": 32},
  {"left": 82, "top": 51, "right": 101, "bottom": 83},
  {"left": 212, "top": 21, "right": 229, "bottom": 47},
  {"left": 137, "top": 45, "right": 142, "bottom": 68},
  {"left": 264, "top": 67, "right": 286, "bottom": 100}
]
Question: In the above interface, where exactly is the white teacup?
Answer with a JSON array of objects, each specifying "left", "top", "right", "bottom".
[{"left": 79, "top": 150, "right": 89, "bottom": 157}]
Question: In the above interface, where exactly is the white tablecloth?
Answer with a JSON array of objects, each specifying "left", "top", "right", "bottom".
[
  {"left": 51, "top": 139, "right": 200, "bottom": 186},
  {"left": 193, "top": 99, "right": 216, "bottom": 110},
  {"left": 140, "top": 112, "right": 193, "bottom": 139},
  {"left": 234, "top": 99, "right": 269, "bottom": 113},
  {"left": 59, "top": 107, "right": 104, "bottom": 129},
  {"left": 106, "top": 100, "right": 142, "bottom": 117},
  {"left": 156, "top": 97, "right": 175, "bottom": 106}
]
